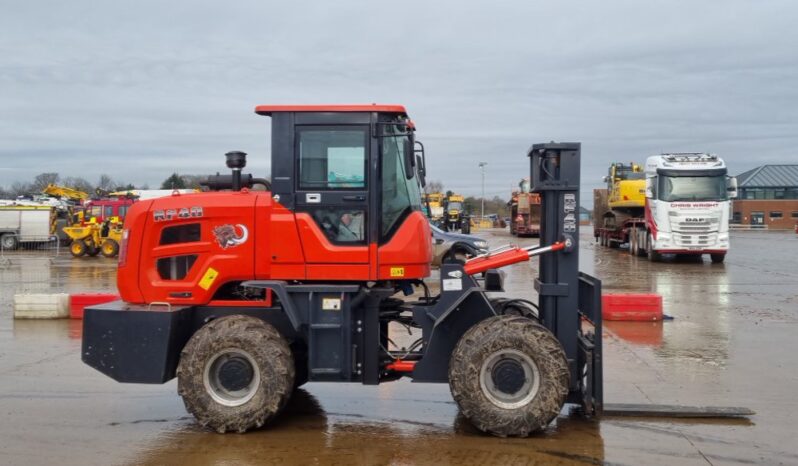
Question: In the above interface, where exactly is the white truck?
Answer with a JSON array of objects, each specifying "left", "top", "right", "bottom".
[
  {"left": 627, "top": 153, "right": 737, "bottom": 263},
  {"left": 0, "top": 206, "right": 56, "bottom": 250}
]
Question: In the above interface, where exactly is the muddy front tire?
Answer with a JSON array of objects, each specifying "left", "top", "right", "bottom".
[
  {"left": 177, "top": 315, "right": 295, "bottom": 433},
  {"left": 449, "top": 315, "right": 569, "bottom": 437},
  {"left": 710, "top": 253, "right": 726, "bottom": 264},
  {"left": 70, "top": 240, "right": 87, "bottom": 257}
]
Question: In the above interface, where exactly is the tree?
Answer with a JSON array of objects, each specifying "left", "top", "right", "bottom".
[
  {"left": 97, "top": 174, "right": 115, "bottom": 192},
  {"left": 161, "top": 173, "right": 186, "bottom": 189},
  {"left": 62, "top": 176, "right": 94, "bottom": 195},
  {"left": 179, "top": 174, "right": 206, "bottom": 189},
  {"left": 10, "top": 181, "right": 32, "bottom": 197},
  {"left": 32, "top": 172, "right": 60, "bottom": 192},
  {"left": 425, "top": 180, "right": 443, "bottom": 194}
]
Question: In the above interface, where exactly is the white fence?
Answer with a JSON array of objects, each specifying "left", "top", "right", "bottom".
[{"left": 0, "top": 234, "right": 61, "bottom": 267}]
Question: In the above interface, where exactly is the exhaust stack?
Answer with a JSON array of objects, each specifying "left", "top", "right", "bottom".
[{"left": 225, "top": 151, "right": 247, "bottom": 191}]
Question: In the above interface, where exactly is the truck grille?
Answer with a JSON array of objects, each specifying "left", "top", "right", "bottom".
[
  {"left": 674, "top": 220, "right": 713, "bottom": 233},
  {"left": 672, "top": 232, "right": 718, "bottom": 247}
]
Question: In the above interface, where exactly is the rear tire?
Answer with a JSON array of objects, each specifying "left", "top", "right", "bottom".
[
  {"left": 177, "top": 315, "right": 295, "bottom": 433},
  {"left": 710, "top": 253, "right": 726, "bottom": 264},
  {"left": 100, "top": 239, "right": 119, "bottom": 258},
  {"left": 636, "top": 230, "right": 647, "bottom": 257},
  {"left": 85, "top": 240, "right": 100, "bottom": 257},
  {"left": 449, "top": 315, "right": 569, "bottom": 437},
  {"left": 1, "top": 234, "right": 19, "bottom": 251}
]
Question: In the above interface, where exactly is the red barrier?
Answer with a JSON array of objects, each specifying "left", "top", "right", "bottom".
[
  {"left": 602, "top": 293, "right": 663, "bottom": 321},
  {"left": 70, "top": 293, "right": 120, "bottom": 319}
]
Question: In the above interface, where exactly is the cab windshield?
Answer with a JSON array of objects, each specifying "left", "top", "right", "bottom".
[
  {"left": 381, "top": 125, "right": 421, "bottom": 238},
  {"left": 658, "top": 175, "right": 727, "bottom": 202}
]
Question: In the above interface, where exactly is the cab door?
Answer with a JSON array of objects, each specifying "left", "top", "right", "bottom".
[{"left": 293, "top": 124, "right": 371, "bottom": 279}]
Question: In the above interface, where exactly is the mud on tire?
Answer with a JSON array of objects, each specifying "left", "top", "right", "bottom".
[
  {"left": 177, "top": 315, "right": 295, "bottom": 433},
  {"left": 449, "top": 315, "right": 569, "bottom": 437}
]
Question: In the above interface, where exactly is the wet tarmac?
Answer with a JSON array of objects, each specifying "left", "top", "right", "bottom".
[{"left": 1, "top": 228, "right": 797, "bottom": 465}]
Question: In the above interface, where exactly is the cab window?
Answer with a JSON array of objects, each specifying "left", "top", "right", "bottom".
[
  {"left": 298, "top": 127, "right": 367, "bottom": 190},
  {"left": 381, "top": 130, "right": 421, "bottom": 239},
  {"left": 160, "top": 223, "right": 201, "bottom": 245},
  {"left": 310, "top": 208, "right": 366, "bottom": 244}
]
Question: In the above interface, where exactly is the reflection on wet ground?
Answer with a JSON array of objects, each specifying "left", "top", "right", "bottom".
[
  {"left": 134, "top": 389, "right": 605, "bottom": 466},
  {"left": 1, "top": 228, "right": 797, "bottom": 465}
]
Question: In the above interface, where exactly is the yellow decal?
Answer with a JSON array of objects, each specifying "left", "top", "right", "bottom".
[
  {"left": 198, "top": 267, "right": 219, "bottom": 290},
  {"left": 390, "top": 267, "right": 405, "bottom": 278}
]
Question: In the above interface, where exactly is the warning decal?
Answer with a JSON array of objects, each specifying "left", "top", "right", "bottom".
[{"left": 198, "top": 267, "right": 219, "bottom": 290}]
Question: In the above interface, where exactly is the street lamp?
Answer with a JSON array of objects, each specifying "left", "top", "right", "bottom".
[{"left": 478, "top": 162, "right": 487, "bottom": 221}]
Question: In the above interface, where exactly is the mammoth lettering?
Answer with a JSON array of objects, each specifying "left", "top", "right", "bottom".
[{"left": 213, "top": 224, "right": 249, "bottom": 249}]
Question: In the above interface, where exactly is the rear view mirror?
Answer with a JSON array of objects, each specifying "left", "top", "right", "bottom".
[
  {"left": 415, "top": 140, "right": 426, "bottom": 187},
  {"left": 727, "top": 176, "right": 738, "bottom": 199},
  {"left": 404, "top": 136, "right": 415, "bottom": 180},
  {"left": 645, "top": 177, "right": 654, "bottom": 199}
]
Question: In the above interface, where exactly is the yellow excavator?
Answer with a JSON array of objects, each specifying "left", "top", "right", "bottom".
[
  {"left": 41, "top": 183, "right": 90, "bottom": 203},
  {"left": 599, "top": 162, "right": 646, "bottom": 228}
]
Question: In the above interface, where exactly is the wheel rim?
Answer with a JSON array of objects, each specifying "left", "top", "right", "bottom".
[
  {"left": 203, "top": 349, "right": 260, "bottom": 407},
  {"left": 71, "top": 243, "right": 83, "bottom": 254},
  {"left": 479, "top": 348, "right": 541, "bottom": 409},
  {"left": 102, "top": 242, "right": 115, "bottom": 255}
]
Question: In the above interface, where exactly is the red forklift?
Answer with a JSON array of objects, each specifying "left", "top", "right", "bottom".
[{"left": 82, "top": 105, "right": 603, "bottom": 436}]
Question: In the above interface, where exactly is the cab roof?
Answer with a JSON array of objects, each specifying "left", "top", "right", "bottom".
[{"left": 255, "top": 104, "right": 407, "bottom": 116}]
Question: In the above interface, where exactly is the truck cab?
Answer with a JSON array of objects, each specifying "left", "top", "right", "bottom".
[{"left": 643, "top": 153, "right": 737, "bottom": 262}]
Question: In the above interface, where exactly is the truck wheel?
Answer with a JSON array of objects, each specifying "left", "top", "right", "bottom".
[
  {"left": 292, "top": 344, "right": 309, "bottom": 389},
  {"left": 630, "top": 232, "right": 638, "bottom": 255},
  {"left": 100, "top": 239, "right": 119, "bottom": 258},
  {"left": 443, "top": 249, "right": 468, "bottom": 264},
  {"left": 646, "top": 233, "right": 661, "bottom": 262},
  {"left": 635, "top": 230, "right": 647, "bottom": 257},
  {"left": 449, "top": 315, "right": 569, "bottom": 437},
  {"left": 710, "top": 253, "right": 726, "bottom": 264},
  {"left": 85, "top": 240, "right": 100, "bottom": 257},
  {"left": 177, "top": 315, "right": 295, "bottom": 433},
  {"left": 1, "top": 234, "right": 18, "bottom": 251},
  {"left": 70, "top": 240, "right": 87, "bottom": 257}
]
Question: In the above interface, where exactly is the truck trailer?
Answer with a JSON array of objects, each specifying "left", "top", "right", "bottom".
[
  {"left": 509, "top": 178, "right": 541, "bottom": 237},
  {"left": 0, "top": 206, "right": 57, "bottom": 250},
  {"left": 594, "top": 154, "right": 737, "bottom": 263}
]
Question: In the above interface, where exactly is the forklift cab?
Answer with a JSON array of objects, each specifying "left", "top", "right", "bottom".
[{"left": 256, "top": 105, "right": 430, "bottom": 280}]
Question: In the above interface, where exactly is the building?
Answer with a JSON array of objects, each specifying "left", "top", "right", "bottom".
[{"left": 733, "top": 165, "right": 798, "bottom": 229}]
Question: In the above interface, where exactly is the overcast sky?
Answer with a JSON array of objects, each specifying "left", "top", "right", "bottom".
[{"left": 1, "top": 1, "right": 797, "bottom": 205}]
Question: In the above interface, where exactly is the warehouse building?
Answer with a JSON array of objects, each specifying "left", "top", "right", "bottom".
[{"left": 733, "top": 165, "right": 798, "bottom": 229}]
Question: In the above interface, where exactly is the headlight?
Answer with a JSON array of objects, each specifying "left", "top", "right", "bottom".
[{"left": 474, "top": 240, "right": 488, "bottom": 248}]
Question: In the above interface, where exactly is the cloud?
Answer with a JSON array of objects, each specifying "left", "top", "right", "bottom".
[{"left": 1, "top": 0, "right": 797, "bottom": 205}]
